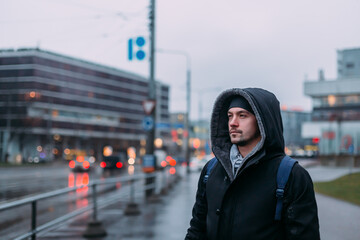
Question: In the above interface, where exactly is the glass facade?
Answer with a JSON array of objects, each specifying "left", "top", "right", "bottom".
[
  {"left": 0, "top": 49, "right": 170, "bottom": 163},
  {"left": 304, "top": 47, "right": 360, "bottom": 156},
  {"left": 281, "top": 110, "right": 313, "bottom": 156}
]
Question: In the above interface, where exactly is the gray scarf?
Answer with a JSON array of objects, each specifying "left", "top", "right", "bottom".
[{"left": 230, "top": 144, "right": 244, "bottom": 176}]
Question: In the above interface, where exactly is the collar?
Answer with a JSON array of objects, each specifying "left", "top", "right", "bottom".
[{"left": 230, "top": 144, "right": 243, "bottom": 163}]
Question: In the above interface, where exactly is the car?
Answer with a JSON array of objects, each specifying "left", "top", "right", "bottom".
[
  {"left": 68, "top": 156, "right": 96, "bottom": 172},
  {"left": 100, "top": 154, "right": 126, "bottom": 170},
  {"left": 27, "top": 156, "right": 48, "bottom": 164}
]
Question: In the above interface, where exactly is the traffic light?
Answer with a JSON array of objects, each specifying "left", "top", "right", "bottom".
[{"left": 312, "top": 137, "right": 320, "bottom": 144}]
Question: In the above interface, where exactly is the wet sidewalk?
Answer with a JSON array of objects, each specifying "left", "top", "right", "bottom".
[
  {"left": 36, "top": 163, "right": 360, "bottom": 240},
  {"left": 37, "top": 166, "right": 199, "bottom": 240}
]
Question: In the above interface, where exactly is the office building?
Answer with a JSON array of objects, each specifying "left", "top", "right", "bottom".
[
  {"left": 0, "top": 48, "right": 170, "bottom": 163},
  {"left": 303, "top": 47, "right": 360, "bottom": 156},
  {"left": 281, "top": 108, "right": 312, "bottom": 156}
]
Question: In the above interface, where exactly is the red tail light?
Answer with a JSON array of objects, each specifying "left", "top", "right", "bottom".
[
  {"left": 116, "top": 162, "right": 123, "bottom": 168},
  {"left": 69, "top": 160, "right": 75, "bottom": 168},
  {"left": 100, "top": 162, "right": 106, "bottom": 168},
  {"left": 169, "top": 159, "right": 177, "bottom": 166},
  {"left": 83, "top": 161, "right": 90, "bottom": 169}
]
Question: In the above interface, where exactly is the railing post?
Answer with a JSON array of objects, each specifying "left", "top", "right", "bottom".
[
  {"left": 83, "top": 183, "right": 107, "bottom": 238},
  {"left": 130, "top": 179, "right": 135, "bottom": 203},
  {"left": 160, "top": 168, "right": 168, "bottom": 195},
  {"left": 145, "top": 174, "right": 156, "bottom": 198},
  {"left": 124, "top": 178, "right": 140, "bottom": 215},
  {"left": 146, "top": 172, "right": 162, "bottom": 203},
  {"left": 92, "top": 184, "right": 98, "bottom": 221},
  {"left": 31, "top": 201, "right": 37, "bottom": 240},
  {"left": 174, "top": 165, "right": 182, "bottom": 183},
  {"left": 168, "top": 168, "right": 174, "bottom": 189}
]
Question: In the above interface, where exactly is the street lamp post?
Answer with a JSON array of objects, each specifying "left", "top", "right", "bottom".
[
  {"left": 196, "top": 87, "right": 222, "bottom": 121},
  {"left": 144, "top": 0, "right": 156, "bottom": 199},
  {"left": 147, "top": 0, "right": 156, "bottom": 157},
  {"left": 156, "top": 49, "right": 191, "bottom": 173}
]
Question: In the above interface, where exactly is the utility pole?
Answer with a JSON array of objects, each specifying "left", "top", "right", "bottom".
[
  {"left": 185, "top": 65, "right": 191, "bottom": 173},
  {"left": 147, "top": 0, "right": 156, "bottom": 157},
  {"left": 156, "top": 49, "right": 192, "bottom": 174},
  {"left": 145, "top": 0, "right": 156, "bottom": 198}
]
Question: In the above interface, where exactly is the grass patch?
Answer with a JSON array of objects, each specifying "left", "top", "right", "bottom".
[{"left": 314, "top": 172, "right": 360, "bottom": 206}]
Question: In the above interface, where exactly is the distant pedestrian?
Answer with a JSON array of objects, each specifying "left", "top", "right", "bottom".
[{"left": 185, "top": 88, "right": 320, "bottom": 240}]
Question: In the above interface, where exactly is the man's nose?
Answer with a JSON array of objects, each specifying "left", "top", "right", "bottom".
[{"left": 229, "top": 117, "right": 238, "bottom": 126}]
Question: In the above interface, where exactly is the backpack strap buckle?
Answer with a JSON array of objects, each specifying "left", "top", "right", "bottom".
[{"left": 276, "top": 188, "right": 284, "bottom": 198}]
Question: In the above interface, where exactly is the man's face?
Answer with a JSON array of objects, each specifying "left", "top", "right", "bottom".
[{"left": 227, "top": 107, "right": 261, "bottom": 146}]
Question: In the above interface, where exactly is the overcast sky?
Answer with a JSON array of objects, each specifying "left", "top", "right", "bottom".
[{"left": 2, "top": 0, "right": 360, "bottom": 120}]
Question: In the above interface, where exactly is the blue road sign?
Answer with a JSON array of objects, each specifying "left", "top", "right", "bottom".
[
  {"left": 143, "top": 154, "right": 155, "bottom": 167},
  {"left": 128, "top": 36, "right": 146, "bottom": 61},
  {"left": 136, "top": 37, "right": 145, "bottom": 47},
  {"left": 142, "top": 154, "right": 155, "bottom": 172},
  {"left": 156, "top": 122, "right": 171, "bottom": 129},
  {"left": 172, "top": 123, "right": 184, "bottom": 128},
  {"left": 142, "top": 116, "right": 154, "bottom": 131},
  {"left": 348, "top": 144, "right": 354, "bottom": 154}
]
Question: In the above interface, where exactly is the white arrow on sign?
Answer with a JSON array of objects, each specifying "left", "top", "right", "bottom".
[{"left": 142, "top": 100, "right": 156, "bottom": 115}]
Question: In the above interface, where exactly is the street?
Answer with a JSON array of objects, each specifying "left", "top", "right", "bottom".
[
  {"left": 1, "top": 161, "right": 360, "bottom": 240},
  {"left": 33, "top": 162, "right": 360, "bottom": 240},
  {"left": 0, "top": 162, "right": 131, "bottom": 203},
  {"left": 0, "top": 162, "right": 152, "bottom": 239}
]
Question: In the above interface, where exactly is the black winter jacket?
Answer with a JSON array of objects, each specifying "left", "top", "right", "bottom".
[{"left": 185, "top": 88, "right": 320, "bottom": 240}]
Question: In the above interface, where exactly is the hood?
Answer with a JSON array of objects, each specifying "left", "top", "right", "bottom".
[{"left": 210, "top": 88, "right": 285, "bottom": 180}]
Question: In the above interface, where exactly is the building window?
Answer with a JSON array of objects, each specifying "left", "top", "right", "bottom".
[
  {"left": 344, "top": 95, "right": 360, "bottom": 104},
  {"left": 346, "top": 62, "right": 354, "bottom": 68}
]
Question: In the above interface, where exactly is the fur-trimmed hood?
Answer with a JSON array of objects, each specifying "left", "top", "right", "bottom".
[{"left": 210, "top": 88, "right": 284, "bottom": 180}]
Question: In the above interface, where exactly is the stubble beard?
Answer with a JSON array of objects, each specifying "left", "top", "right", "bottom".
[
  {"left": 230, "top": 131, "right": 260, "bottom": 147},
  {"left": 236, "top": 138, "right": 248, "bottom": 146},
  {"left": 230, "top": 131, "right": 247, "bottom": 146},
  {"left": 231, "top": 135, "right": 248, "bottom": 146}
]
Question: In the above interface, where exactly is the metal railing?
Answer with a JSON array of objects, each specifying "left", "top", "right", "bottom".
[{"left": 0, "top": 169, "right": 178, "bottom": 240}]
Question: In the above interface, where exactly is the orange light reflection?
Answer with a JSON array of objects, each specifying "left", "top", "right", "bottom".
[
  {"left": 128, "top": 165, "right": 135, "bottom": 175},
  {"left": 169, "top": 167, "right": 176, "bottom": 175},
  {"left": 76, "top": 198, "right": 89, "bottom": 208},
  {"left": 68, "top": 173, "right": 74, "bottom": 188},
  {"left": 68, "top": 172, "right": 90, "bottom": 194},
  {"left": 82, "top": 173, "right": 89, "bottom": 185}
]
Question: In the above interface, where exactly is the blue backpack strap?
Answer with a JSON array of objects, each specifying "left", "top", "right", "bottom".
[
  {"left": 275, "top": 155, "right": 297, "bottom": 221},
  {"left": 203, "top": 157, "right": 217, "bottom": 184}
]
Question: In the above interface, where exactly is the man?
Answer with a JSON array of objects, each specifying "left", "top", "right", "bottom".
[{"left": 185, "top": 88, "right": 320, "bottom": 240}]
